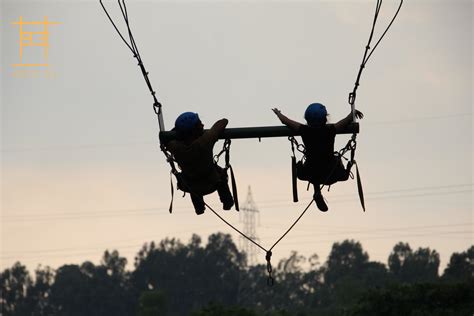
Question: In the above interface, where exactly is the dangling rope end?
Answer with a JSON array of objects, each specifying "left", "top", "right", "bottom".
[{"left": 265, "top": 251, "right": 274, "bottom": 286}]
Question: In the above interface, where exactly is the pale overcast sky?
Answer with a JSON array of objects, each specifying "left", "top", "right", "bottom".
[{"left": 1, "top": 0, "right": 472, "bottom": 273}]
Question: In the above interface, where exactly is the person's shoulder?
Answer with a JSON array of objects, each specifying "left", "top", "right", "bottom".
[
  {"left": 167, "top": 139, "right": 178, "bottom": 149},
  {"left": 188, "top": 132, "right": 209, "bottom": 149},
  {"left": 197, "top": 129, "right": 219, "bottom": 144},
  {"left": 167, "top": 139, "right": 190, "bottom": 152},
  {"left": 299, "top": 124, "right": 311, "bottom": 133},
  {"left": 325, "top": 124, "right": 336, "bottom": 134}
]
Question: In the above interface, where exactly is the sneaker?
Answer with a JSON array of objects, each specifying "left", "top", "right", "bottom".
[
  {"left": 195, "top": 206, "right": 205, "bottom": 215},
  {"left": 223, "top": 199, "right": 234, "bottom": 211},
  {"left": 314, "top": 190, "right": 328, "bottom": 212}
]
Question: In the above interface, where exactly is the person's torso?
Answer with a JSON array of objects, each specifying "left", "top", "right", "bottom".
[
  {"left": 167, "top": 131, "right": 221, "bottom": 194},
  {"left": 300, "top": 124, "right": 336, "bottom": 166}
]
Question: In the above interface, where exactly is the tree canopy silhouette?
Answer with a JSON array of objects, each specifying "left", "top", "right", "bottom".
[{"left": 1, "top": 234, "right": 472, "bottom": 316}]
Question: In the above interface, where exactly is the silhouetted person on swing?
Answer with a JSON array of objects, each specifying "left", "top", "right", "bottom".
[
  {"left": 165, "top": 112, "right": 234, "bottom": 215},
  {"left": 272, "top": 103, "right": 363, "bottom": 212}
]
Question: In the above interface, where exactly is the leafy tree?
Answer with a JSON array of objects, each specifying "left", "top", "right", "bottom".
[
  {"left": 274, "top": 252, "right": 310, "bottom": 310},
  {"left": 388, "top": 242, "right": 440, "bottom": 283},
  {"left": 0, "top": 262, "right": 32, "bottom": 315},
  {"left": 349, "top": 281, "right": 474, "bottom": 316},
  {"left": 315, "top": 240, "right": 390, "bottom": 315},
  {"left": 48, "top": 251, "right": 133, "bottom": 316},
  {"left": 48, "top": 263, "right": 95, "bottom": 316},
  {"left": 2, "top": 236, "right": 470, "bottom": 316},
  {"left": 191, "top": 302, "right": 258, "bottom": 316},
  {"left": 388, "top": 242, "right": 412, "bottom": 276},
  {"left": 235, "top": 264, "right": 268, "bottom": 307},
  {"left": 21, "top": 265, "right": 56, "bottom": 315},
  {"left": 443, "top": 246, "right": 474, "bottom": 282},
  {"left": 137, "top": 290, "right": 168, "bottom": 316},
  {"left": 324, "top": 240, "right": 369, "bottom": 286},
  {"left": 132, "top": 233, "right": 245, "bottom": 316}
]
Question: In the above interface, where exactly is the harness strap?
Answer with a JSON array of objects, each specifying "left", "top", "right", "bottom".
[
  {"left": 168, "top": 171, "right": 175, "bottom": 213},
  {"left": 229, "top": 165, "right": 240, "bottom": 211},
  {"left": 161, "top": 144, "right": 180, "bottom": 213},
  {"left": 354, "top": 160, "right": 366, "bottom": 212},
  {"left": 291, "top": 156, "right": 298, "bottom": 202},
  {"left": 289, "top": 136, "right": 302, "bottom": 202},
  {"left": 223, "top": 139, "right": 240, "bottom": 211}
]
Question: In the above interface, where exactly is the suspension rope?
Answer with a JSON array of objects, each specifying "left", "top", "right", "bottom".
[
  {"left": 343, "top": 0, "right": 402, "bottom": 210},
  {"left": 269, "top": 199, "right": 314, "bottom": 252},
  {"left": 99, "top": 0, "right": 165, "bottom": 132},
  {"left": 204, "top": 197, "right": 315, "bottom": 286},
  {"left": 349, "top": 0, "right": 404, "bottom": 118}
]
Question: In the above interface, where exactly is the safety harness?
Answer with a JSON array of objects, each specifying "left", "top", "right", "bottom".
[{"left": 164, "top": 138, "right": 240, "bottom": 214}]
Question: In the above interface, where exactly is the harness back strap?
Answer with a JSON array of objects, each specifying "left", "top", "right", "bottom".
[
  {"left": 291, "top": 156, "right": 298, "bottom": 202},
  {"left": 224, "top": 139, "right": 240, "bottom": 211},
  {"left": 289, "top": 136, "right": 300, "bottom": 203},
  {"left": 169, "top": 171, "right": 175, "bottom": 213},
  {"left": 354, "top": 160, "right": 366, "bottom": 212},
  {"left": 345, "top": 137, "right": 365, "bottom": 212},
  {"left": 229, "top": 165, "right": 239, "bottom": 211},
  {"left": 162, "top": 145, "right": 180, "bottom": 213}
]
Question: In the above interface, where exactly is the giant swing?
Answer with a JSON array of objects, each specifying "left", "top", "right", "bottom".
[{"left": 100, "top": 0, "right": 403, "bottom": 285}]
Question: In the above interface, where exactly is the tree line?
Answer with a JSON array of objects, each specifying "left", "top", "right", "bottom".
[{"left": 1, "top": 233, "right": 473, "bottom": 315}]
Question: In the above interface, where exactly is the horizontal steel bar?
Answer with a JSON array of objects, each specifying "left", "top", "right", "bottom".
[{"left": 159, "top": 123, "right": 358, "bottom": 142}]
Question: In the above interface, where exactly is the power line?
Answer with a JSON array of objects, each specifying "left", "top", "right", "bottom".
[
  {"left": 364, "top": 113, "right": 472, "bottom": 126},
  {"left": 1, "top": 229, "right": 470, "bottom": 265},
  {"left": 2, "top": 184, "right": 472, "bottom": 223},
  {"left": 4, "top": 222, "right": 474, "bottom": 254},
  {"left": 1, "top": 224, "right": 224, "bottom": 256},
  {"left": 274, "top": 231, "right": 473, "bottom": 247},
  {"left": 259, "top": 223, "right": 473, "bottom": 235}
]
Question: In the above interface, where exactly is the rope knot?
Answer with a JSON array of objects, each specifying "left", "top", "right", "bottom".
[{"left": 265, "top": 251, "right": 274, "bottom": 286}]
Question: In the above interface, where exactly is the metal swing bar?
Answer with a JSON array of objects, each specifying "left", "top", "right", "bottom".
[{"left": 159, "top": 122, "right": 359, "bottom": 142}]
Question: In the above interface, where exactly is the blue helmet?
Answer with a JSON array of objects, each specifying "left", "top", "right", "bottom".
[
  {"left": 304, "top": 103, "right": 327, "bottom": 127},
  {"left": 174, "top": 112, "right": 200, "bottom": 133}
]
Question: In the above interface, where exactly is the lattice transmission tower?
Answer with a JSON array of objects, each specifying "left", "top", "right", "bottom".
[{"left": 239, "top": 186, "right": 260, "bottom": 266}]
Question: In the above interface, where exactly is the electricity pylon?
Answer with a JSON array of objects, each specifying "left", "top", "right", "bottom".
[{"left": 239, "top": 186, "right": 260, "bottom": 266}]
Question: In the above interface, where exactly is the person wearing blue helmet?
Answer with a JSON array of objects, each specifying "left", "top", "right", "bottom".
[
  {"left": 165, "top": 112, "right": 234, "bottom": 215},
  {"left": 272, "top": 103, "right": 363, "bottom": 212}
]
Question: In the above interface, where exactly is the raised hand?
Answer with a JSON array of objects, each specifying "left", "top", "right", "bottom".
[{"left": 355, "top": 109, "right": 364, "bottom": 120}]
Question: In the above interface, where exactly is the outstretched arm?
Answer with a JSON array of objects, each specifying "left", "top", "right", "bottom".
[
  {"left": 207, "top": 118, "right": 229, "bottom": 142},
  {"left": 272, "top": 108, "right": 302, "bottom": 131},
  {"left": 334, "top": 110, "right": 364, "bottom": 133}
]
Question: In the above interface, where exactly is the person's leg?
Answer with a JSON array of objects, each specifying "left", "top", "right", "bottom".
[
  {"left": 313, "top": 183, "right": 328, "bottom": 212},
  {"left": 213, "top": 166, "right": 234, "bottom": 210},
  {"left": 190, "top": 194, "right": 206, "bottom": 215},
  {"left": 217, "top": 181, "right": 234, "bottom": 210}
]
